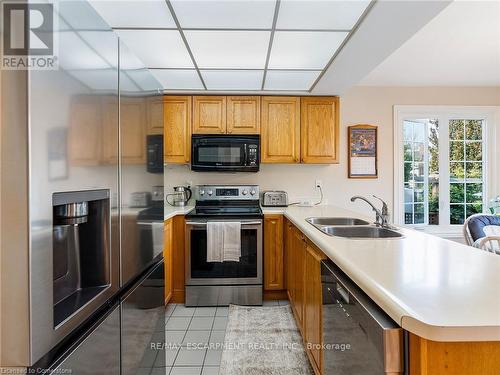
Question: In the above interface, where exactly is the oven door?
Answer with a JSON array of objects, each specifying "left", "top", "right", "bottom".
[{"left": 185, "top": 219, "right": 263, "bottom": 285}]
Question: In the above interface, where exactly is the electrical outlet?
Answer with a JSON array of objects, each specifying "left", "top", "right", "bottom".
[{"left": 315, "top": 179, "right": 322, "bottom": 189}]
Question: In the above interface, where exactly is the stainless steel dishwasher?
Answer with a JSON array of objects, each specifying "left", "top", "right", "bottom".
[{"left": 321, "top": 260, "right": 404, "bottom": 375}]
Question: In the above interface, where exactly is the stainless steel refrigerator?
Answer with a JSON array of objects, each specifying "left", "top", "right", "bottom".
[{"left": 0, "top": 1, "right": 165, "bottom": 373}]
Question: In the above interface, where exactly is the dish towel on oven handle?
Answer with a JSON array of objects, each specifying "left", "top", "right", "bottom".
[
  {"left": 222, "top": 221, "right": 241, "bottom": 262},
  {"left": 206, "top": 222, "right": 241, "bottom": 262},
  {"left": 207, "top": 222, "right": 224, "bottom": 262}
]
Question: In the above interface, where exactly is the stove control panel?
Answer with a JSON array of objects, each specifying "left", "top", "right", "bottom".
[{"left": 196, "top": 185, "right": 260, "bottom": 201}]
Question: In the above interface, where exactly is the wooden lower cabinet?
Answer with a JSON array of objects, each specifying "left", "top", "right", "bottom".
[
  {"left": 164, "top": 218, "right": 173, "bottom": 304},
  {"left": 264, "top": 215, "right": 284, "bottom": 291},
  {"left": 172, "top": 215, "right": 186, "bottom": 303},
  {"left": 409, "top": 334, "right": 500, "bottom": 375},
  {"left": 285, "top": 222, "right": 326, "bottom": 375},
  {"left": 303, "top": 242, "right": 326, "bottom": 375}
]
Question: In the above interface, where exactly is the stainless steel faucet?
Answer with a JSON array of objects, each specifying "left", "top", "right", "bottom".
[{"left": 350, "top": 195, "right": 392, "bottom": 228}]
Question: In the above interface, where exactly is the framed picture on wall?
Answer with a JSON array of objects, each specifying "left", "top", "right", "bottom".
[{"left": 348, "top": 124, "right": 378, "bottom": 179}]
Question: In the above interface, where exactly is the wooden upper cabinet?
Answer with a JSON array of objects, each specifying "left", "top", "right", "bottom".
[
  {"left": 120, "top": 97, "right": 147, "bottom": 164},
  {"left": 146, "top": 96, "right": 164, "bottom": 135},
  {"left": 164, "top": 96, "right": 191, "bottom": 164},
  {"left": 261, "top": 96, "right": 300, "bottom": 163},
  {"left": 69, "top": 96, "right": 103, "bottom": 166},
  {"left": 101, "top": 96, "right": 119, "bottom": 165},
  {"left": 193, "top": 96, "right": 226, "bottom": 134},
  {"left": 226, "top": 96, "right": 260, "bottom": 134},
  {"left": 300, "top": 96, "right": 339, "bottom": 164},
  {"left": 264, "top": 215, "right": 284, "bottom": 291}
]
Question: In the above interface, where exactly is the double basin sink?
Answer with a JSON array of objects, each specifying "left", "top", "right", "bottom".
[{"left": 306, "top": 217, "right": 403, "bottom": 239}]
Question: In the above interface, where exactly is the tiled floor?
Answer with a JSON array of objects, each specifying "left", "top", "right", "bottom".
[{"left": 151, "top": 301, "right": 289, "bottom": 375}]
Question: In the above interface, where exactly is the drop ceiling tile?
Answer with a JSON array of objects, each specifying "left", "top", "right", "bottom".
[
  {"left": 115, "top": 30, "right": 193, "bottom": 68},
  {"left": 264, "top": 70, "right": 320, "bottom": 91},
  {"left": 268, "top": 31, "right": 348, "bottom": 69},
  {"left": 59, "top": 31, "right": 111, "bottom": 70},
  {"left": 119, "top": 40, "right": 147, "bottom": 70},
  {"left": 127, "top": 69, "right": 163, "bottom": 91},
  {"left": 171, "top": 0, "right": 276, "bottom": 29},
  {"left": 67, "top": 69, "right": 121, "bottom": 91},
  {"left": 151, "top": 69, "right": 204, "bottom": 90},
  {"left": 201, "top": 70, "right": 263, "bottom": 90},
  {"left": 89, "top": 0, "right": 175, "bottom": 28},
  {"left": 78, "top": 31, "right": 119, "bottom": 67},
  {"left": 185, "top": 30, "right": 270, "bottom": 69},
  {"left": 277, "top": 0, "right": 371, "bottom": 30}
]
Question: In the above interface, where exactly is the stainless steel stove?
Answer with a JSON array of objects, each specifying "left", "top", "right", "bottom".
[{"left": 185, "top": 185, "right": 263, "bottom": 306}]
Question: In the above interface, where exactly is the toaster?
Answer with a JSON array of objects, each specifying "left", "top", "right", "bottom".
[{"left": 262, "top": 191, "right": 288, "bottom": 207}]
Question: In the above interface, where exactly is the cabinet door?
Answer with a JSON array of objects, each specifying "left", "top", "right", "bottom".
[
  {"left": 292, "top": 227, "right": 306, "bottom": 330},
  {"left": 193, "top": 96, "right": 226, "bottom": 134},
  {"left": 121, "top": 97, "right": 147, "bottom": 164},
  {"left": 285, "top": 219, "right": 294, "bottom": 300},
  {"left": 68, "top": 96, "right": 103, "bottom": 165},
  {"left": 164, "top": 218, "right": 173, "bottom": 304},
  {"left": 261, "top": 96, "right": 300, "bottom": 163},
  {"left": 146, "top": 96, "right": 164, "bottom": 135},
  {"left": 304, "top": 243, "right": 325, "bottom": 375},
  {"left": 164, "top": 96, "right": 191, "bottom": 164},
  {"left": 101, "top": 96, "right": 119, "bottom": 165},
  {"left": 227, "top": 96, "right": 260, "bottom": 134},
  {"left": 264, "top": 215, "right": 284, "bottom": 290},
  {"left": 301, "top": 96, "right": 339, "bottom": 164}
]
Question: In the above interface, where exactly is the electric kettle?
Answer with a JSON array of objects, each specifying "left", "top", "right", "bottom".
[{"left": 166, "top": 186, "right": 192, "bottom": 207}]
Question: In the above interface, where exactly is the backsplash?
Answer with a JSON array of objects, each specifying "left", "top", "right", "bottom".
[{"left": 164, "top": 163, "right": 390, "bottom": 215}]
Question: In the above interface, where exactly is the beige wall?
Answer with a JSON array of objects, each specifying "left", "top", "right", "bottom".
[{"left": 164, "top": 86, "right": 500, "bottom": 218}]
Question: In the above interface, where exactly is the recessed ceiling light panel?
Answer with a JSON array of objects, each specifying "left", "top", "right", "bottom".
[
  {"left": 277, "top": 0, "right": 371, "bottom": 30},
  {"left": 151, "top": 69, "right": 204, "bottom": 90},
  {"left": 115, "top": 30, "right": 194, "bottom": 68},
  {"left": 89, "top": 0, "right": 176, "bottom": 28},
  {"left": 201, "top": 70, "right": 264, "bottom": 90},
  {"left": 268, "top": 31, "right": 348, "bottom": 69},
  {"left": 264, "top": 70, "right": 321, "bottom": 91},
  {"left": 171, "top": 0, "right": 276, "bottom": 29},
  {"left": 185, "top": 30, "right": 270, "bottom": 69}
]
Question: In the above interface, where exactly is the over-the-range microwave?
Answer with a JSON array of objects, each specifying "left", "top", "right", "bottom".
[{"left": 191, "top": 134, "right": 260, "bottom": 172}]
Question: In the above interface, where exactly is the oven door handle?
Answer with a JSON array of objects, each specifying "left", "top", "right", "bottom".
[{"left": 185, "top": 221, "right": 262, "bottom": 226}]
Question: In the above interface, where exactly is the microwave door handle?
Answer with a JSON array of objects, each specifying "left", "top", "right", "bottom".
[{"left": 244, "top": 144, "right": 248, "bottom": 166}]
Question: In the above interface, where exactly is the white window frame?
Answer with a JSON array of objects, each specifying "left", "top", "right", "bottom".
[{"left": 394, "top": 106, "right": 498, "bottom": 235}]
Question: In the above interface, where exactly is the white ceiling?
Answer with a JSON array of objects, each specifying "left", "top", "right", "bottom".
[
  {"left": 360, "top": 0, "right": 500, "bottom": 86},
  {"left": 89, "top": 0, "right": 372, "bottom": 91}
]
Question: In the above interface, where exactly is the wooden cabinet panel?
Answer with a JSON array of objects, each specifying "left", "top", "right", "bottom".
[
  {"left": 164, "top": 218, "right": 173, "bottom": 304},
  {"left": 101, "top": 96, "right": 119, "bottom": 165},
  {"left": 69, "top": 96, "right": 103, "bottom": 165},
  {"left": 146, "top": 96, "right": 164, "bottom": 135},
  {"left": 173, "top": 215, "right": 186, "bottom": 303},
  {"left": 409, "top": 334, "right": 500, "bottom": 375},
  {"left": 264, "top": 215, "right": 284, "bottom": 291},
  {"left": 261, "top": 96, "right": 300, "bottom": 163},
  {"left": 291, "top": 226, "right": 306, "bottom": 331},
  {"left": 285, "top": 219, "right": 294, "bottom": 297},
  {"left": 227, "top": 96, "right": 260, "bottom": 134},
  {"left": 193, "top": 96, "right": 226, "bottom": 134},
  {"left": 304, "top": 243, "right": 326, "bottom": 375},
  {"left": 300, "top": 97, "right": 339, "bottom": 164},
  {"left": 121, "top": 98, "right": 147, "bottom": 164},
  {"left": 164, "top": 96, "right": 191, "bottom": 164}
]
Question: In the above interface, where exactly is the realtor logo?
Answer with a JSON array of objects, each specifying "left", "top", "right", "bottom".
[{"left": 1, "top": 1, "right": 58, "bottom": 69}]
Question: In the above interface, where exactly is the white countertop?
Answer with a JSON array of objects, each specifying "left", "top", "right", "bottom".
[
  {"left": 163, "top": 203, "right": 500, "bottom": 342},
  {"left": 164, "top": 204, "right": 194, "bottom": 220},
  {"left": 282, "top": 205, "right": 500, "bottom": 342}
]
